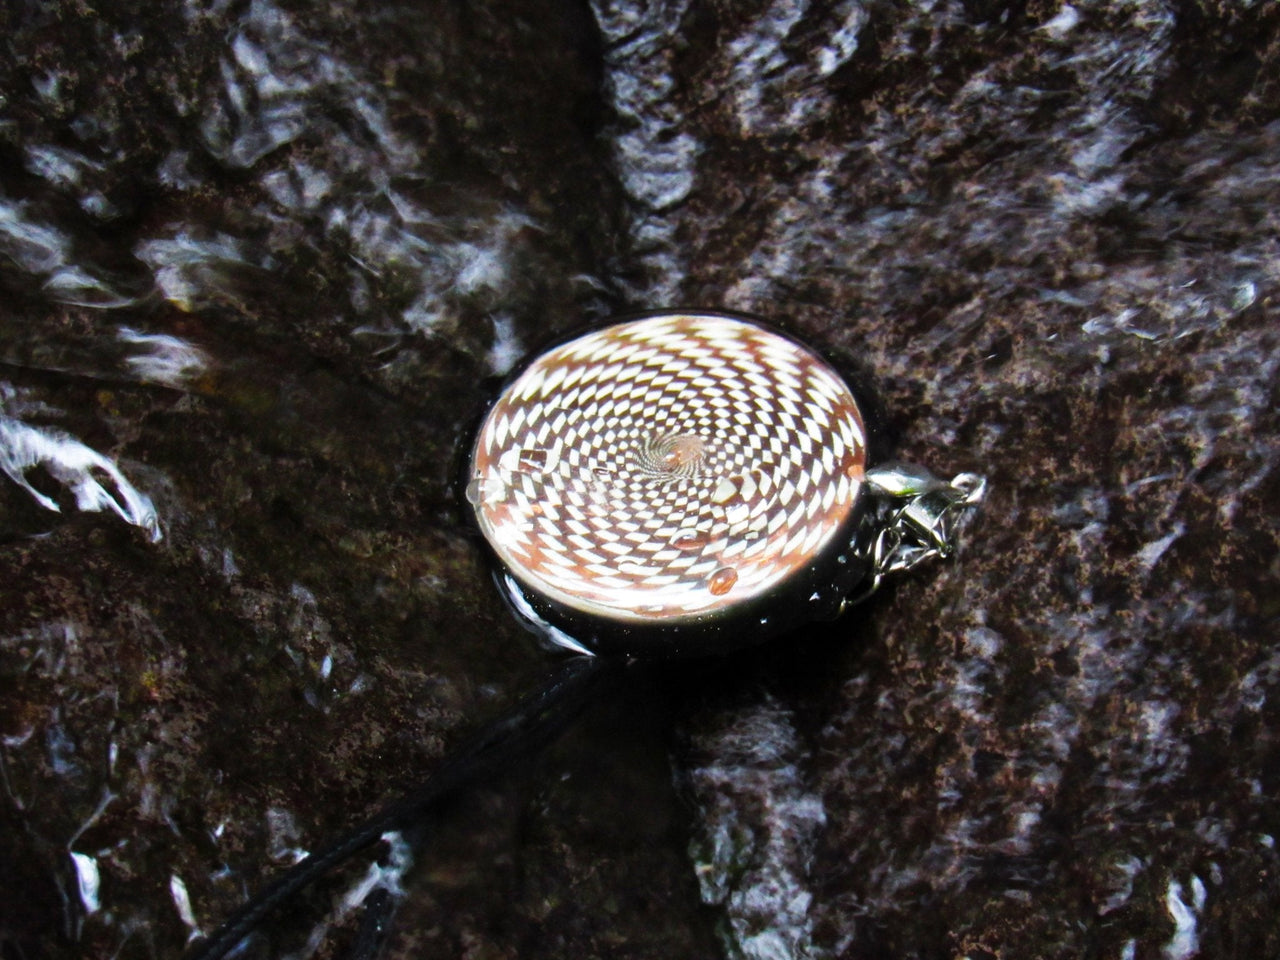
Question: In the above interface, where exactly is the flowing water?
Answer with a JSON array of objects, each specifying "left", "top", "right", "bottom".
[{"left": 3, "top": 1, "right": 1279, "bottom": 959}]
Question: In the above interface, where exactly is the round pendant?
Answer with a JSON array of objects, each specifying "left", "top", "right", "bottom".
[{"left": 467, "top": 311, "right": 872, "bottom": 657}]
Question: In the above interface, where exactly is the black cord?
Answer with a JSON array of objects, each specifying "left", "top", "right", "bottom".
[{"left": 184, "top": 654, "right": 614, "bottom": 960}]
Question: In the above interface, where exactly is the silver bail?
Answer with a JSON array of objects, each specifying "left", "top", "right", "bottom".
[{"left": 843, "top": 464, "right": 987, "bottom": 610}]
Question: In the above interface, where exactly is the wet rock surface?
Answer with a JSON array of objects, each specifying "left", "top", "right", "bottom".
[{"left": 2, "top": 1, "right": 1278, "bottom": 958}]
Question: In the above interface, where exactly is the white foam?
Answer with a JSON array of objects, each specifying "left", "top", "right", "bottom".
[
  {"left": 25, "top": 144, "right": 101, "bottom": 188},
  {"left": 589, "top": 0, "right": 699, "bottom": 300},
  {"left": 170, "top": 873, "right": 201, "bottom": 937},
  {"left": 1163, "top": 878, "right": 1202, "bottom": 960},
  {"left": 0, "top": 197, "right": 70, "bottom": 273},
  {"left": 818, "top": 2, "right": 866, "bottom": 76},
  {"left": 134, "top": 230, "right": 260, "bottom": 310},
  {"left": 119, "top": 327, "right": 210, "bottom": 387},
  {"left": 42, "top": 266, "right": 140, "bottom": 309},
  {"left": 1136, "top": 523, "right": 1185, "bottom": 571},
  {"left": 687, "top": 697, "right": 827, "bottom": 960},
  {"left": 0, "top": 416, "right": 161, "bottom": 541},
  {"left": 1040, "top": 5, "right": 1081, "bottom": 38},
  {"left": 340, "top": 830, "right": 413, "bottom": 910},
  {"left": 266, "top": 805, "right": 309, "bottom": 864},
  {"left": 486, "top": 313, "right": 524, "bottom": 376},
  {"left": 70, "top": 851, "right": 101, "bottom": 915}
]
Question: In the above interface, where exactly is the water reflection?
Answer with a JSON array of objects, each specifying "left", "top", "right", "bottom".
[
  {"left": 2, "top": 0, "right": 622, "bottom": 955},
  {"left": 0, "top": 407, "right": 160, "bottom": 541},
  {"left": 3, "top": 0, "right": 1279, "bottom": 957},
  {"left": 686, "top": 695, "right": 827, "bottom": 960}
]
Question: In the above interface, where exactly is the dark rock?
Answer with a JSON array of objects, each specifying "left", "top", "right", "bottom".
[{"left": 1, "top": 0, "right": 1277, "bottom": 958}]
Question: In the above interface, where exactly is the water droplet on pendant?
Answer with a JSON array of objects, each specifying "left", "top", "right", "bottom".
[
  {"left": 708, "top": 566, "right": 738, "bottom": 596},
  {"left": 465, "top": 477, "right": 505, "bottom": 505},
  {"left": 519, "top": 447, "right": 550, "bottom": 472},
  {"left": 499, "top": 446, "right": 554, "bottom": 474},
  {"left": 672, "top": 528, "right": 709, "bottom": 550}
]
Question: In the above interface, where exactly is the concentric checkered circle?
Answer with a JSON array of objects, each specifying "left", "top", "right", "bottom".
[{"left": 468, "top": 313, "right": 867, "bottom": 624}]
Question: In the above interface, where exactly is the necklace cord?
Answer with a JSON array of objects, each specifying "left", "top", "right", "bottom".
[{"left": 183, "top": 654, "right": 610, "bottom": 960}]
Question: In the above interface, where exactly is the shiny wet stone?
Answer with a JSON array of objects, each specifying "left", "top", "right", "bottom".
[{"left": 2, "top": 1, "right": 1279, "bottom": 959}]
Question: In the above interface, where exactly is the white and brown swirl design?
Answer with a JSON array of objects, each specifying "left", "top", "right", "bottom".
[{"left": 468, "top": 313, "right": 867, "bottom": 624}]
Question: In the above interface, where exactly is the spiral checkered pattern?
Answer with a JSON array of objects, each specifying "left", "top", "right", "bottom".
[{"left": 468, "top": 313, "right": 867, "bottom": 623}]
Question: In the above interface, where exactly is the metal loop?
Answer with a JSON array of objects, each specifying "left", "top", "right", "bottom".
[{"left": 839, "top": 464, "right": 987, "bottom": 614}]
